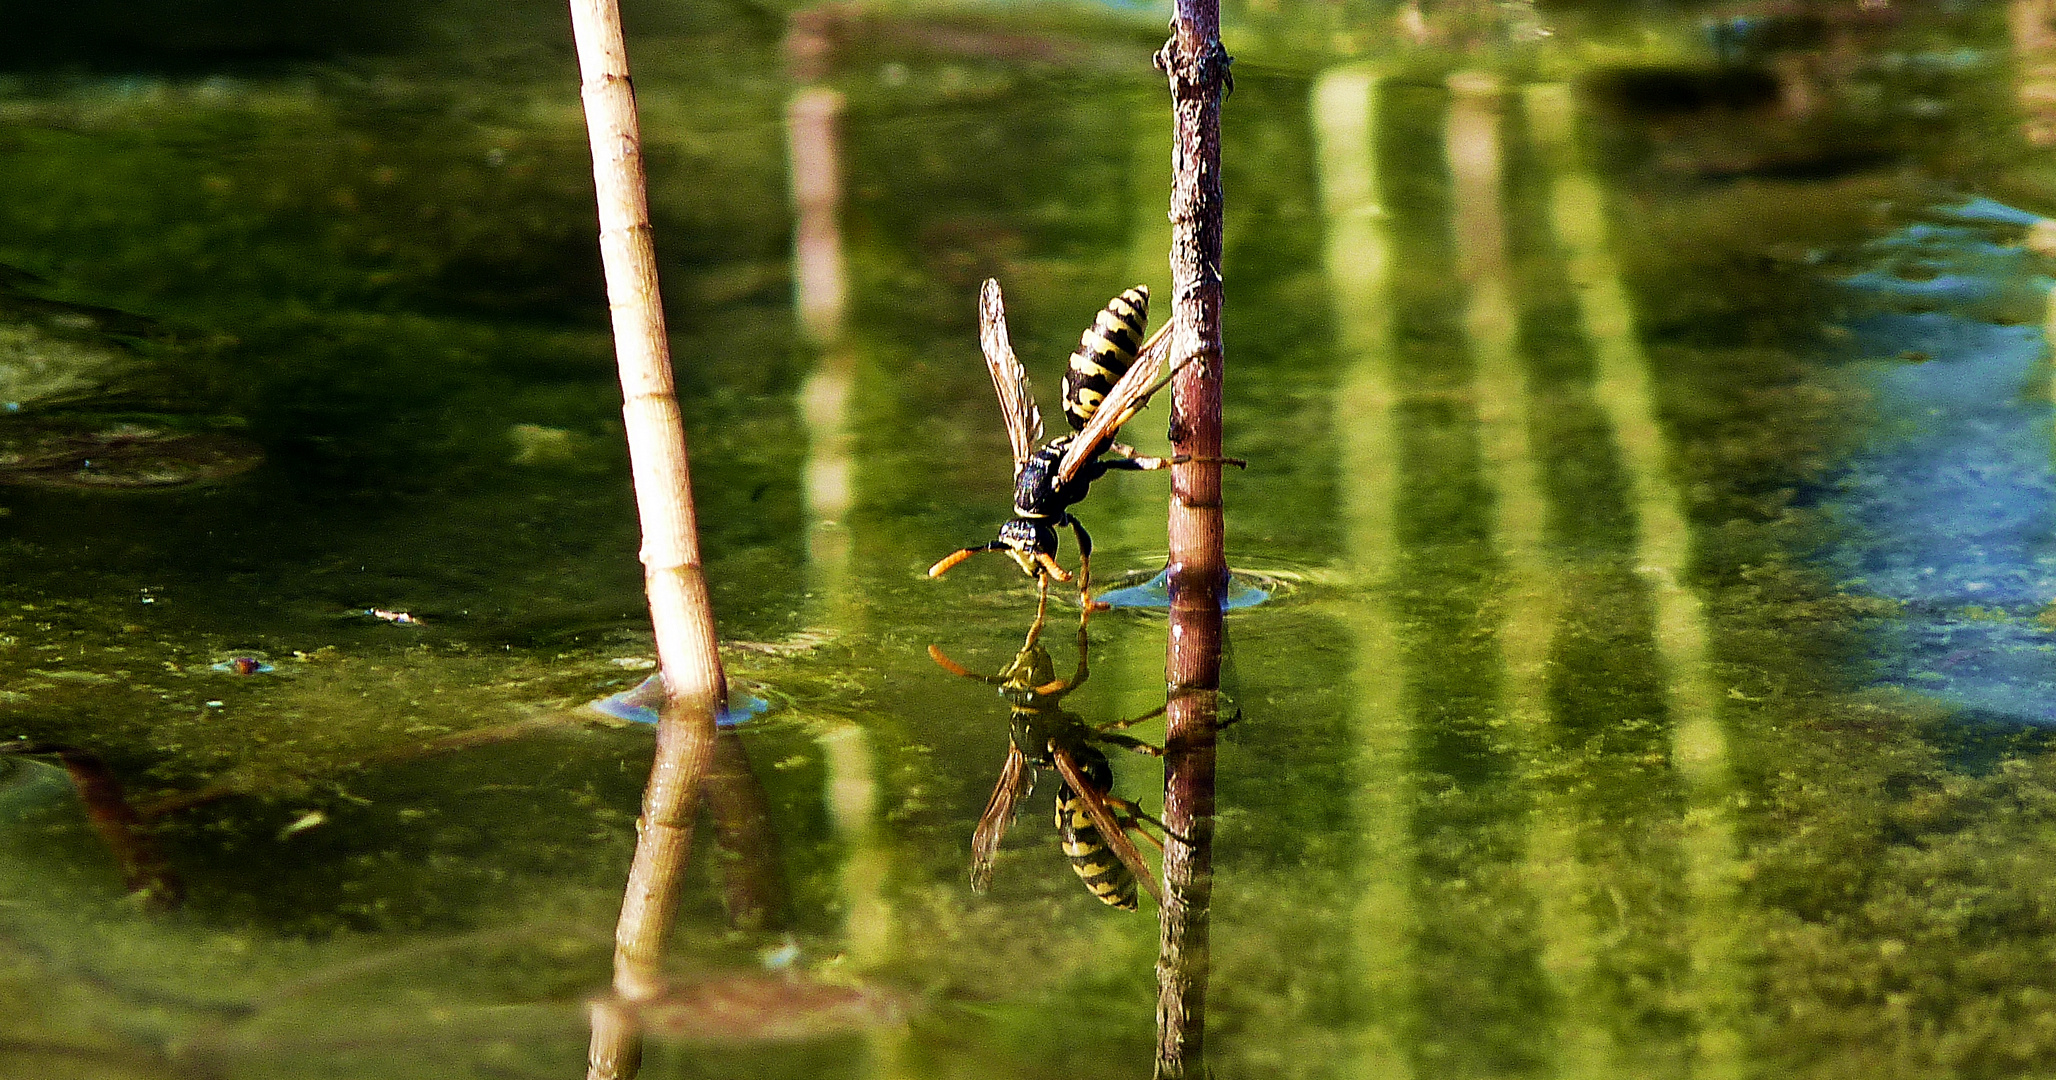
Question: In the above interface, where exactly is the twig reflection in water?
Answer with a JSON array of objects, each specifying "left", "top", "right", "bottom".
[
  {"left": 701, "top": 728, "right": 789, "bottom": 933},
  {"left": 625, "top": 973, "right": 909, "bottom": 1043},
  {"left": 0, "top": 742, "right": 183, "bottom": 910},
  {"left": 931, "top": 617, "right": 1170, "bottom": 910}
]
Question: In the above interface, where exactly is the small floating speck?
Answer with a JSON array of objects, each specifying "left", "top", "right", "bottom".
[
  {"left": 204, "top": 700, "right": 224, "bottom": 708},
  {"left": 760, "top": 936, "right": 802, "bottom": 970},
  {"left": 366, "top": 608, "right": 422, "bottom": 625},
  {"left": 586, "top": 674, "right": 769, "bottom": 728},
  {"left": 210, "top": 657, "right": 274, "bottom": 675}
]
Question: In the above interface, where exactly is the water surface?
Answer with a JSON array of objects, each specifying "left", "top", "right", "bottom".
[{"left": 4, "top": 3, "right": 2056, "bottom": 1078}]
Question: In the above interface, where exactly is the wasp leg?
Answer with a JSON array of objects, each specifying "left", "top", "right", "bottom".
[
  {"left": 1123, "top": 817, "right": 1167, "bottom": 853},
  {"left": 1033, "top": 574, "right": 1050, "bottom": 627},
  {"left": 1061, "top": 515, "right": 1100, "bottom": 613},
  {"left": 1104, "top": 795, "right": 1191, "bottom": 848},
  {"left": 1095, "top": 731, "right": 1164, "bottom": 757},
  {"left": 929, "top": 542, "right": 1005, "bottom": 578},
  {"left": 1096, "top": 702, "right": 1168, "bottom": 732},
  {"left": 1101, "top": 452, "right": 1249, "bottom": 471},
  {"left": 1068, "top": 618, "right": 1090, "bottom": 689},
  {"left": 1019, "top": 608, "right": 1050, "bottom": 652},
  {"left": 1102, "top": 450, "right": 1180, "bottom": 472},
  {"left": 1107, "top": 447, "right": 1249, "bottom": 471},
  {"left": 1030, "top": 620, "right": 1091, "bottom": 698}
]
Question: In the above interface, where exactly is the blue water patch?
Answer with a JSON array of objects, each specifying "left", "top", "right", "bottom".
[
  {"left": 1828, "top": 198, "right": 2056, "bottom": 723},
  {"left": 1939, "top": 196, "right": 2045, "bottom": 228},
  {"left": 1092, "top": 568, "right": 1274, "bottom": 611},
  {"left": 1838, "top": 271, "right": 2000, "bottom": 305},
  {"left": 586, "top": 674, "right": 767, "bottom": 728}
]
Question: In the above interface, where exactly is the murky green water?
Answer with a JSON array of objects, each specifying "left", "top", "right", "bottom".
[{"left": 7, "top": 2, "right": 2056, "bottom": 1077}]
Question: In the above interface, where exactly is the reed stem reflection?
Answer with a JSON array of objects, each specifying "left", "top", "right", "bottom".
[
  {"left": 703, "top": 729, "right": 789, "bottom": 934},
  {"left": 0, "top": 742, "right": 183, "bottom": 911}
]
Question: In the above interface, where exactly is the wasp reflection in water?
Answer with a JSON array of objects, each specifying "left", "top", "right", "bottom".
[{"left": 929, "top": 619, "right": 1172, "bottom": 910}]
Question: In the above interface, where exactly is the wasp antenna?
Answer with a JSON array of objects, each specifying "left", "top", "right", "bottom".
[
  {"left": 927, "top": 644, "right": 982, "bottom": 679},
  {"left": 928, "top": 547, "right": 986, "bottom": 578}
]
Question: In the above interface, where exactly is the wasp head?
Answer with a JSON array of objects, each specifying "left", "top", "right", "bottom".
[
  {"left": 998, "top": 641, "right": 1058, "bottom": 698},
  {"left": 998, "top": 517, "right": 1059, "bottom": 577},
  {"left": 928, "top": 517, "right": 1070, "bottom": 582}
]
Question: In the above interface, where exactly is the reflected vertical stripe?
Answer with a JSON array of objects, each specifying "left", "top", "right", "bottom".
[
  {"left": 821, "top": 723, "right": 892, "bottom": 965},
  {"left": 1528, "top": 82, "right": 1747, "bottom": 1080},
  {"left": 1314, "top": 66, "right": 1413, "bottom": 1080},
  {"left": 792, "top": 83, "right": 903, "bottom": 1075},
  {"left": 789, "top": 87, "right": 848, "bottom": 343},
  {"left": 1449, "top": 70, "right": 1615, "bottom": 1080},
  {"left": 2045, "top": 279, "right": 2056, "bottom": 413}
]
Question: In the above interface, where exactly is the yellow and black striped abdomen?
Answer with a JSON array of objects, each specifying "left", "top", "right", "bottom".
[
  {"left": 1061, "top": 286, "right": 1149, "bottom": 433},
  {"left": 1053, "top": 747, "right": 1138, "bottom": 910}
]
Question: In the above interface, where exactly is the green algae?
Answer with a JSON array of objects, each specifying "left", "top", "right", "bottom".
[{"left": 1588, "top": 38, "right": 2056, "bottom": 1078}]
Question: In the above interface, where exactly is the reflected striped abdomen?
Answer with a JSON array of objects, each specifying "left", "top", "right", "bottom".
[{"left": 1053, "top": 745, "right": 1137, "bottom": 910}]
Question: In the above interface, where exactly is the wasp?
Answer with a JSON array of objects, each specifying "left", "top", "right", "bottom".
[
  {"left": 928, "top": 279, "right": 1241, "bottom": 616},
  {"left": 930, "top": 619, "right": 1172, "bottom": 910}
]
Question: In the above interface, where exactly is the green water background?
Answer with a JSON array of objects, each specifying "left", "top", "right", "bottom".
[{"left": 4, "top": 1, "right": 2056, "bottom": 1077}]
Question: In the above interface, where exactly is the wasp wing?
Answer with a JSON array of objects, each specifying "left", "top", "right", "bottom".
[
  {"left": 1049, "top": 743, "right": 1163, "bottom": 905},
  {"left": 971, "top": 742, "right": 1034, "bottom": 894},
  {"left": 979, "top": 278, "right": 1043, "bottom": 470},
  {"left": 1056, "top": 317, "right": 1186, "bottom": 486}
]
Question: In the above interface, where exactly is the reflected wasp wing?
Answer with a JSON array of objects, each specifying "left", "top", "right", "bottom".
[
  {"left": 971, "top": 743, "right": 1034, "bottom": 894},
  {"left": 980, "top": 278, "right": 1043, "bottom": 470},
  {"left": 1056, "top": 318, "right": 1186, "bottom": 486},
  {"left": 1049, "top": 743, "right": 1163, "bottom": 905}
]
